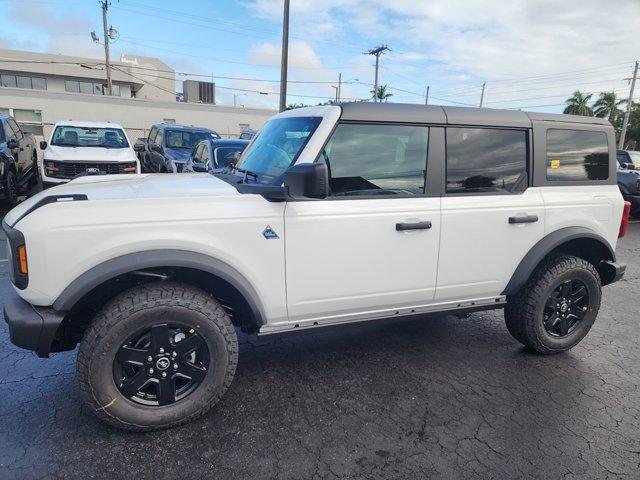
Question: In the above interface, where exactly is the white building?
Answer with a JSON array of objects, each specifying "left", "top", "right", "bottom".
[{"left": 0, "top": 48, "right": 275, "bottom": 141}]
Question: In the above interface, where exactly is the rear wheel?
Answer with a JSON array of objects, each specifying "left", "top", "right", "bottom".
[
  {"left": 29, "top": 151, "right": 40, "bottom": 186},
  {"left": 77, "top": 282, "right": 238, "bottom": 431},
  {"left": 504, "top": 254, "right": 601, "bottom": 354},
  {"left": 4, "top": 170, "right": 17, "bottom": 207}
]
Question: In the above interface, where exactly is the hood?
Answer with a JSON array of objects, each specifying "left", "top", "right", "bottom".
[
  {"left": 44, "top": 145, "right": 137, "bottom": 162},
  {"left": 4, "top": 173, "right": 239, "bottom": 227},
  {"left": 164, "top": 147, "right": 191, "bottom": 161}
]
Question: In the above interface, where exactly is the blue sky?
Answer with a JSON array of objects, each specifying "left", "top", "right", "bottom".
[{"left": 2, "top": 0, "right": 639, "bottom": 112}]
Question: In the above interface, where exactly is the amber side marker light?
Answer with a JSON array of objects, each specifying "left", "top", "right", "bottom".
[
  {"left": 17, "top": 245, "right": 28, "bottom": 274},
  {"left": 123, "top": 166, "right": 137, "bottom": 173}
]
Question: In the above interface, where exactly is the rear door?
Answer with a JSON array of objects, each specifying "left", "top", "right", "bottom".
[
  {"left": 436, "top": 126, "right": 545, "bottom": 301},
  {"left": 284, "top": 122, "right": 442, "bottom": 327}
]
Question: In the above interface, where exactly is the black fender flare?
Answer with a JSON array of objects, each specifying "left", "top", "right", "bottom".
[
  {"left": 52, "top": 249, "right": 266, "bottom": 326},
  {"left": 502, "top": 227, "right": 616, "bottom": 295}
]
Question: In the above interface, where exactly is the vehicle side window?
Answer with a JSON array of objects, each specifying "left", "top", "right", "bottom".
[
  {"left": 317, "top": 123, "right": 429, "bottom": 196},
  {"left": 148, "top": 128, "right": 157, "bottom": 144},
  {"left": 155, "top": 130, "right": 164, "bottom": 147},
  {"left": 446, "top": 127, "right": 528, "bottom": 194},
  {"left": 3, "top": 122, "right": 14, "bottom": 141},
  {"left": 201, "top": 144, "right": 210, "bottom": 166},
  {"left": 7, "top": 119, "right": 22, "bottom": 140},
  {"left": 0, "top": 123, "right": 5, "bottom": 143},
  {"left": 547, "top": 129, "right": 609, "bottom": 181},
  {"left": 194, "top": 144, "right": 204, "bottom": 161},
  {"left": 617, "top": 152, "right": 629, "bottom": 167}
]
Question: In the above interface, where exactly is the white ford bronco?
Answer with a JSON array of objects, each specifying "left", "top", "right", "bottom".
[{"left": 3, "top": 103, "right": 629, "bottom": 431}]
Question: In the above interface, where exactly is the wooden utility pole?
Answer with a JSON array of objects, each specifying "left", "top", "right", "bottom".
[
  {"left": 425, "top": 85, "right": 430, "bottom": 105},
  {"left": 366, "top": 45, "right": 389, "bottom": 102},
  {"left": 479, "top": 82, "right": 486, "bottom": 107},
  {"left": 619, "top": 61, "right": 638, "bottom": 149},
  {"left": 278, "top": 0, "right": 290, "bottom": 112},
  {"left": 100, "top": 1, "right": 113, "bottom": 96}
]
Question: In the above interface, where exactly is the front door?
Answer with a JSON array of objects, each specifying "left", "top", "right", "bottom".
[{"left": 284, "top": 122, "right": 441, "bottom": 326}]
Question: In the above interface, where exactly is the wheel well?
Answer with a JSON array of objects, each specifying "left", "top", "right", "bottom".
[
  {"left": 57, "top": 267, "right": 260, "bottom": 350},
  {"left": 550, "top": 237, "right": 613, "bottom": 273}
]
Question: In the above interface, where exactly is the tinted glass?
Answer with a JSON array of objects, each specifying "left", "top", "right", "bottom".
[
  {"left": 65, "top": 81, "right": 79, "bottom": 93},
  {"left": 319, "top": 123, "right": 429, "bottom": 196},
  {"left": 31, "top": 77, "right": 46, "bottom": 90},
  {"left": 446, "top": 128, "right": 527, "bottom": 193},
  {"left": 0, "top": 125, "right": 4, "bottom": 143},
  {"left": 165, "top": 130, "right": 213, "bottom": 149},
  {"left": 1, "top": 75, "right": 16, "bottom": 88},
  {"left": 79, "top": 82, "right": 93, "bottom": 94},
  {"left": 617, "top": 153, "right": 629, "bottom": 167},
  {"left": 236, "top": 116, "right": 321, "bottom": 184},
  {"left": 16, "top": 76, "right": 31, "bottom": 88},
  {"left": 51, "top": 126, "right": 129, "bottom": 148},
  {"left": 547, "top": 129, "right": 609, "bottom": 181},
  {"left": 8, "top": 119, "right": 22, "bottom": 139},
  {"left": 213, "top": 146, "right": 245, "bottom": 168}
]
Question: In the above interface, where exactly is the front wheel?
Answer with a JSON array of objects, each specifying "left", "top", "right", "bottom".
[
  {"left": 4, "top": 170, "right": 18, "bottom": 207},
  {"left": 29, "top": 151, "right": 40, "bottom": 186},
  {"left": 504, "top": 254, "right": 601, "bottom": 354},
  {"left": 77, "top": 282, "right": 238, "bottom": 431}
]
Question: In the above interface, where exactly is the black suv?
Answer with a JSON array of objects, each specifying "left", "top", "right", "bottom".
[
  {"left": 134, "top": 124, "right": 220, "bottom": 173},
  {"left": 0, "top": 115, "right": 39, "bottom": 206}
]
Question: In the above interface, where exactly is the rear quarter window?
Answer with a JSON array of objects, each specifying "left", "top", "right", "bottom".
[{"left": 546, "top": 129, "right": 609, "bottom": 181}]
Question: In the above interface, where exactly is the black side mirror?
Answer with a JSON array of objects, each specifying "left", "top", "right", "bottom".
[
  {"left": 133, "top": 143, "right": 145, "bottom": 153},
  {"left": 150, "top": 143, "right": 163, "bottom": 153},
  {"left": 192, "top": 162, "right": 208, "bottom": 172},
  {"left": 623, "top": 162, "right": 636, "bottom": 170},
  {"left": 7, "top": 138, "right": 19, "bottom": 149},
  {"left": 39, "top": 140, "right": 48, "bottom": 150},
  {"left": 284, "top": 163, "right": 328, "bottom": 199}
]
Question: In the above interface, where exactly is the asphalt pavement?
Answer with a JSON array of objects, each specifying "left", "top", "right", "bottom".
[{"left": 0, "top": 221, "right": 639, "bottom": 480}]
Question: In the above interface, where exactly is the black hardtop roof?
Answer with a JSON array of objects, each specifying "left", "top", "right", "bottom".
[
  {"left": 154, "top": 123, "right": 216, "bottom": 132},
  {"left": 339, "top": 102, "right": 610, "bottom": 128}
]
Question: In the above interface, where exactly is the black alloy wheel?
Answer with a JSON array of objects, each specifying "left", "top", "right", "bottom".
[
  {"left": 113, "top": 323, "right": 210, "bottom": 406},
  {"left": 543, "top": 279, "right": 589, "bottom": 337}
]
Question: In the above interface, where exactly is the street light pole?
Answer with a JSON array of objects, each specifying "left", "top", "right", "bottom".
[
  {"left": 100, "top": 0, "right": 113, "bottom": 96},
  {"left": 278, "top": 0, "right": 290, "bottom": 112},
  {"left": 619, "top": 61, "right": 639, "bottom": 150}
]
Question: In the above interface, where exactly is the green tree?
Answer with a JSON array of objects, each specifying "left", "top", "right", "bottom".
[
  {"left": 563, "top": 91, "right": 594, "bottom": 116},
  {"left": 593, "top": 91, "right": 625, "bottom": 123},
  {"left": 371, "top": 85, "right": 393, "bottom": 102}
]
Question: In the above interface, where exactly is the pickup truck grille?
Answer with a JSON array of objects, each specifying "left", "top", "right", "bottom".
[{"left": 44, "top": 160, "right": 137, "bottom": 179}]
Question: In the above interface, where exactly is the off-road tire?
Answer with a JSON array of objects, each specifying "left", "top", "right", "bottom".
[
  {"left": 29, "top": 151, "right": 40, "bottom": 186},
  {"left": 77, "top": 282, "right": 238, "bottom": 431},
  {"left": 4, "top": 170, "right": 17, "bottom": 207},
  {"left": 504, "top": 254, "right": 601, "bottom": 354}
]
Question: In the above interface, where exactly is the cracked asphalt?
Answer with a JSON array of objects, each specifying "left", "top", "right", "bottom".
[{"left": 1, "top": 223, "right": 639, "bottom": 480}]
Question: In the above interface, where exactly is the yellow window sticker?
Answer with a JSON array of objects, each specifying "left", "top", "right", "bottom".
[{"left": 550, "top": 159, "right": 560, "bottom": 169}]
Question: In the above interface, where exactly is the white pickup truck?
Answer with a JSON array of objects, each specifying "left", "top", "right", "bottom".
[
  {"left": 3, "top": 103, "right": 628, "bottom": 431},
  {"left": 40, "top": 121, "right": 140, "bottom": 187}
]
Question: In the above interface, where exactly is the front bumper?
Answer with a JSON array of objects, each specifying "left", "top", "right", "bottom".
[{"left": 3, "top": 295, "right": 65, "bottom": 358}]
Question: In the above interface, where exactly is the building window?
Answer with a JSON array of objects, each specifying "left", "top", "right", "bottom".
[
  {"left": 198, "top": 81, "right": 215, "bottom": 104},
  {"left": 0, "top": 74, "right": 46, "bottom": 90},
  {"left": 446, "top": 127, "right": 528, "bottom": 193},
  {"left": 65, "top": 80, "right": 120, "bottom": 96},
  {"left": 318, "top": 123, "right": 429, "bottom": 196},
  {"left": 546, "top": 129, "right": 609, "bottom": 181}
]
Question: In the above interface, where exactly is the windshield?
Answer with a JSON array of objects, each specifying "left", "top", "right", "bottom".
[
  {"left": 628, "top": 151, "right": 640, "bottom": 164},
  {"left": 51, "top": 126, "right": 129, "bottom": 148},
  {"left": 234, "top": 116, "right": 322, "bottom": 184},
  {"left": 166, "top": 130, "right": 217, "bottom": 149}
]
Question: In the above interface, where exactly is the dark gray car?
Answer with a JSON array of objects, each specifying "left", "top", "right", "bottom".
[{"left": 617, "top": 150, "right": 640, "bottom": 216}]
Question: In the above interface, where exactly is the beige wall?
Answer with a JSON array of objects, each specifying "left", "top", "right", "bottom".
[{"left": 0, "top": 87, "right": 275, "bottom": 141}]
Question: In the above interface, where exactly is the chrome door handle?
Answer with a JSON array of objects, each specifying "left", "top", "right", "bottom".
[
  {"left": 508, "top": 215, "right": 538, "bottom": 224},
  {"left": 396, "top": 221, "right": 432, "bottom": 231}
]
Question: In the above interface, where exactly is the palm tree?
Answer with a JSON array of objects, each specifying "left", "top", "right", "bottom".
[
  {"left": 563, "top": 91, "right": 594, "bottom": 116},
  {"left": 371, "top": 85, "right": 393, "bottom": 102},
  {"left": 593, "top": 91, "right": 626, "bottom": 123}
]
